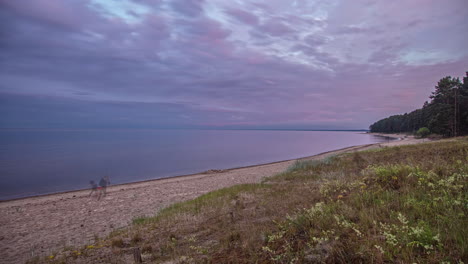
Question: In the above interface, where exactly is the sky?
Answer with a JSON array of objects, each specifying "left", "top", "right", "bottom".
[{"left": 1, "top": 0, "right": 467, "bottom": 130}]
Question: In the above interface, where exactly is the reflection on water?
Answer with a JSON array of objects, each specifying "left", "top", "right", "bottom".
[{"left": 0, "top": 129, "right": 390, "bottom": 200}]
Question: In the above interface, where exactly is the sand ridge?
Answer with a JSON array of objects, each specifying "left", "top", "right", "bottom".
[{"left": 0, "top": 134, "right": 424, "bottom": 263}]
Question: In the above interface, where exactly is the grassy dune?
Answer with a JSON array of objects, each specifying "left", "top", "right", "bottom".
[{"left": 34, "top": 137, "right": 468, "bottom": 263}]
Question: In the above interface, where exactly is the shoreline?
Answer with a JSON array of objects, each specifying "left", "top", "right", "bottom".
[
  {"left": 0, "top": 134, "right": 396, "bottom": 203},
  {"left": 0, "top": 150, "right": 342, "bottom": 203},
  {"left": 0, "top": 133, "right": 423, "bottom": 263},
  {"left": 365, "top": 132, "right": 411, "bottom": 139}
]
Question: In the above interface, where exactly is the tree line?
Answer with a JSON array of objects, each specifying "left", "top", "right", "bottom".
[{"left": 369, "top": 71, "right": 468, "bottom": 137}]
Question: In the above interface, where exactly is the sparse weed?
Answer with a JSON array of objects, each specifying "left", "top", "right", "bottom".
[
  {"left": 111, "top": 238, "right": 124, "bottom": 248},
  {"left": 131, "top": 233, "right": 143, "bottom": 244}
]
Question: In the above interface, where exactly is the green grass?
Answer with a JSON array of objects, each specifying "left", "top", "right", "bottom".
[
  {"left": 132, "top": 183, "right": 269, "bottom": 225},
  {"left": 38, "top": 137, "right": 468, "bottom": 263}
]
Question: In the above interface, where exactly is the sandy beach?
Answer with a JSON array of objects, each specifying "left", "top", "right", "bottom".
[{"left": 0, "top": 133, "right": 424, "bottom": 263}]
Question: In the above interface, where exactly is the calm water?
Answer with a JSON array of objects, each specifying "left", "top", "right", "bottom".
[{"left": 0, "top": 129, "right": 390, "bottom": 200}]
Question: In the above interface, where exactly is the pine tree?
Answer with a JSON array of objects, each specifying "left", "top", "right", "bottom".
[{"left": 459, "top": 72, "right": 468, "bottom": 135}]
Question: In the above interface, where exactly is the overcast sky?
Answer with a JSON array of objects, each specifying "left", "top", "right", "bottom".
[{"left": 1, "top": 0, "right": 467, "bottom": 129}]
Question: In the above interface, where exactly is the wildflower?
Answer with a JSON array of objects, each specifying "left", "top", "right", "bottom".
[
  {"left": 48, "top": 255, "right": 55, "bottom": 259},
  {"left": 262, "top": 246, "right": 274, "bottom": 253},
  {"left": 397, "top": 213, "right": 408, "bottom": 225},
  {"left": 337, "top": 195, "right": 343, "bottom": 199},
  {"left": 374, "top": 245, "right": 384, "bottom": 254}
]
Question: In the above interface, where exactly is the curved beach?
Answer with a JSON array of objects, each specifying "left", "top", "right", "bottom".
[{"left": 0, "top": 134, "right": 423, "bottom": 263}]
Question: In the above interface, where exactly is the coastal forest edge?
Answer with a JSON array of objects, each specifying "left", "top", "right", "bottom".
[{"left": 369, "top": 71, "right": 468, "bottom": 137}]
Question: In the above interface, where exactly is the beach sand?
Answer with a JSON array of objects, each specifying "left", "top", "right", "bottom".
[{"left": 0, "top": 134, "right": 424, "bottom": 263}]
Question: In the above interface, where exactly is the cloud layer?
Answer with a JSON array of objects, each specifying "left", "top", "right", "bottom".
[{"left": 1, "top": 0, "right": 467, "bottom": 129}]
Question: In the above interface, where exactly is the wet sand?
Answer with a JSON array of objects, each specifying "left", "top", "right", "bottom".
[{"left": 0, "top": 134, "right": 424, "bottom": 263}]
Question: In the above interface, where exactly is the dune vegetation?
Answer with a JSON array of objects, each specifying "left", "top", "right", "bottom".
[{"left": 31, "top": 137, "right": 467, "bottom": 263}]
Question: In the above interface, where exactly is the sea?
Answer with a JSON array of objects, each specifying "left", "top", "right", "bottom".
[{"left": 0, "top": 129, "right": 392, "bottom": 200}]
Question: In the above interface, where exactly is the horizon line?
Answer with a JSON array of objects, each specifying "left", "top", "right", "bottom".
[{"left": 0, "top": 127, "right": 370, "bottom": 132}]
